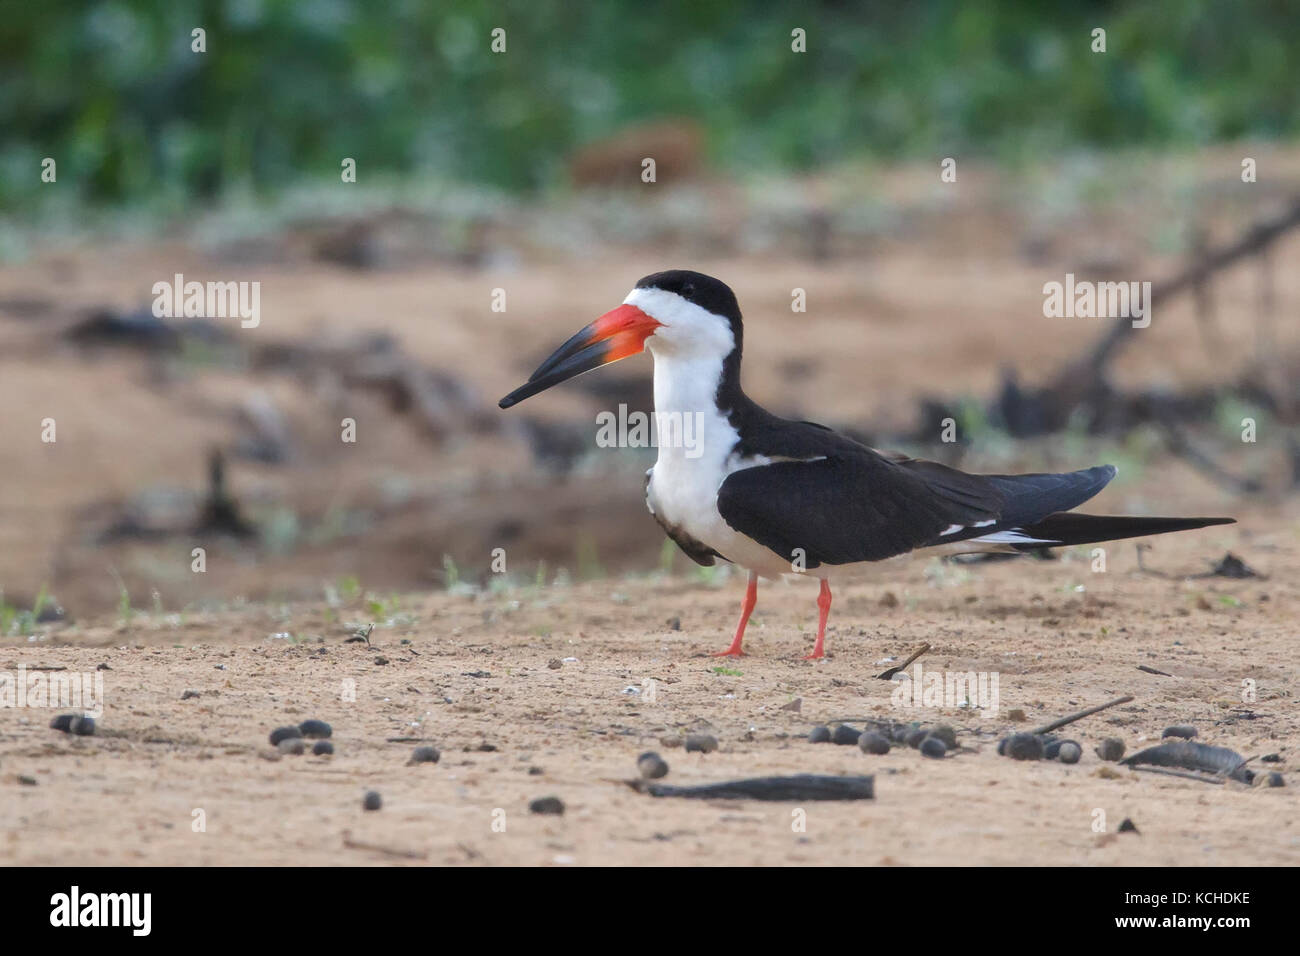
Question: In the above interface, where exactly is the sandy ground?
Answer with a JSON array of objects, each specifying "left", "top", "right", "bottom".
[{"left": 2, "top": 516, "right": 1295, "bottom": 867}]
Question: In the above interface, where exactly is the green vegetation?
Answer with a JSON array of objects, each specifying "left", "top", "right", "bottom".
[{"left": 4, "top": 1, "right": 1298, "bottom": 212}]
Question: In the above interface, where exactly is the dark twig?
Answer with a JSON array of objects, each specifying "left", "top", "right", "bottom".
[{"left": 1030, "top": 695, "right": 1133, "bottom": 736}]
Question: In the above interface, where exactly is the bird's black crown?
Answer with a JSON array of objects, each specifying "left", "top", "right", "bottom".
[{"left": 635, "top": 270, "right": 742, "bottom": 327}]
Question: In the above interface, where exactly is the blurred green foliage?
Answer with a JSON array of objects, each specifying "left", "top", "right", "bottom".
[{"left": 2, "top": 0, "right": 1297, "bottom": 210}]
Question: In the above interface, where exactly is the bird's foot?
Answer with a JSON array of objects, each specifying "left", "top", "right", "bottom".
[
  {"left": 710, "top": 647, "right": 745, "bottom": 658},
  {"left": 801, "top": 651, "right": 825, "bottom": 661}
]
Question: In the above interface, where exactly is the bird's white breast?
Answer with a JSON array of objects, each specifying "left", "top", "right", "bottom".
[{"left": 643, "top": 345, "right": 793, "bottom": 577}]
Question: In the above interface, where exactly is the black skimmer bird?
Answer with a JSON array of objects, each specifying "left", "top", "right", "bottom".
[{"left": 499, "top": 271, "right": 1234, "bottom": 659}]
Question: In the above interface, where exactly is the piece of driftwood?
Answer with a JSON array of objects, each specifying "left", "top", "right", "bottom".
[
  {"left": 1121, "top": 741, "right": 1254, "bottom": 783},
  {"left": 633, "top": 773, "right": 874, "bottom": 801},
  {"left": 1030, "top": 695, "right": 1133, "bottom": 736}
]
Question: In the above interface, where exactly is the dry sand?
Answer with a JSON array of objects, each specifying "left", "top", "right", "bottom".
[{"left": 2, "top": 517, "right": 1295, "bottom": 866}]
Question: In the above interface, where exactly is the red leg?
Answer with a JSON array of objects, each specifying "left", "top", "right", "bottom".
[
  {"left": 804, "top": 579, "right": 832, "bottom": 660},
  {"left": 711, "top": 571, "right": 758, "bottom": 657}
]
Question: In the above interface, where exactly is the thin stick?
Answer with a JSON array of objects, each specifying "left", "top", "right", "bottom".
[
  {"left": 1030, "top": 695, "right": 1133, "bottom": 735},
  {"left": 877, "top": 642, "right": 931, "bottom": 680},
  {"left": 342, "top": 830, "right": 428, "bottom": 860},
  {"left": 1137, "top": 665, "right": 1172, "bottom": 677}
]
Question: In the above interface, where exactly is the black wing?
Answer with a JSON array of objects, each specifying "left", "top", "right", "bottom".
[{"left": 716, "top": 429, "right": 1115, "bottom": 568}]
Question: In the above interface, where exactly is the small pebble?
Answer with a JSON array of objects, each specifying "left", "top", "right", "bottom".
[
  {"left": 269, "top": 726, "right": 302, "bottom": 746},
  {"left": 49, "top": 714, "right": 76, "bottom": 732},
  {"left": 1057, "top": 741, "right": 1082, "bottom": 764},
  {"left": 70, "top": 716, "right": 95, "bottom": 736},
  {"left": 889, "top": 724, "right": 912, "bottom": 744},
  {"left": 312, "top": 740, "right": 334, "bottom": 756},
  {"left": 684, "top": 734, "right": 718, "bottom": 754},
  {"left": 298, "top": 719, "right": 332, "bottom": 739},
  {"left": 277, "top": 737, "right": 305, "bottom": 755},
  {"left": 831, "top": 725, "right": 861, "bottom": 746},
  {"left": 1266, "top": 772, "right": 1285, "bottom": 788},
  {"left": 858, "top": 732, "right": 890, "bottom": 755},
  {"left": 904, "top": 728, "right": 930, "bottom": 750},
  {"left": 637, "top": 752, "right": 669, "bottom": 779},
  {"left": 363, "top": 791, "right": 382, "bottom": 811},
  {"left": 409, "top": 746, "right": 440, "bottom": 764},
  {"left": 1261, "top": 753, "right": 1281, "bottom": 763},
  {"left": 529, "top": 796, "right": 565, "bottom": 815},
  {"left": 1095, "top": 738, "right": 1126, "bottom": 761},
  {"left": 1003, "top": 733, "right": 1044, "bottom": 761},
  {"left": 919, "top": 736, "right": 947, "bottom": 759},
  {"left": 527, "top": 766, "right": 544, "bottom": 776},
  {"left": 928, "top": 725, "right": 958, "bottom": 750},
  {"left": 1118, "top": 818, "right": 1139, "bottom": 833},
  {"left": 181, "top": 690, "right": 200, "bottom": 700},
  {"left": 1162, "top": 725, "right": 1197, "bottom": 740},
  {"left": 808, "top": 725, "right": 832, "bottom": 744}
]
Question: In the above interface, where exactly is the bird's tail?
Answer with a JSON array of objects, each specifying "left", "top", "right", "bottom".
[{"left": 1001, "top": 513, "right": 1235, "bottom": 550}]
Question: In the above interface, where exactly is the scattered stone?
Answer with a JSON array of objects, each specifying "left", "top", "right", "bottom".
[
  {"left": 363, "top": 791, "right": 382, "bottom": 811},
  {"left": 1118, "top": 818, "right": 1139, "bottom": 834},
  {"left": 831, "top": 725, "right": 861, "bottom": 746},
  {"left": 277, "top": 737, "right": 305, "bottom": 755},
  {"left": 1162, "top": 725, "right": 1197, "bottom": 740},
  {"left": 637, "top": 752, "right": 669, "bottom": 779},
  {"left": 919, "top": 736, "right": 947, "bottom": 759},
  {"left": 684, "top": 734, "right": 718, "bottom": 754},
  {"left": 1057, "top": 741, "right": 1082, "bottom": 764},
  {"left": 1261, "top": 753, "right": 1281, "bottom": 763},
  {"left": 527, "top": 766, "right": 544, "bottom": 776},
  {"left": 808, "top": 725, "right": 832, "bottom": 744},
  {"left": 666, "top": 616, "right": 681, "bottom": 630},
  {"left": 889, "top": 724, "right": 912, "bottom": 744},
  {"left": 1003, "top": 733, "right": 1045, "bottom": 761},
  {"left": 1006, "top": 709, "right": 1027, "bottom": 722},
  {"left": 269, "top": 725, "right": 302, "bottom": 746},
  {"left": 18, "top": 774, "right": 38, "bottom": 785},
  {"left": 181, "top": 690, "right": 200, "bottom": 700},
  {"left": 49, "top": 714, "right": 76, "bottom": 732},
  {"left": 779, "top": 697, "right": 802, "bottom": 713},
  {"left": 547, "top": 658, "right": 562, "bottom": 670},
  {"left": 878, "top": 591, "right": 899, "bottom": 608},
  {"left": 374, "top": 657, "right": 389, "bottom": 666},
  {"left": 68, "top": 716, "right": 95, "bottom": 736},
  {"left": 96, "top": 663, "right": 111, "bottom": 671},
  {"left": 312, "top": 740, "right": 334, "bottom": 756},
  {"left": 905, "top": 728, "right": 930, "bottom": 750},
  {"left": 858, "top": 732, "right": 890, "bottom": 755},
  {"left": 529, "top": 796, "right": 565, "bottom": 815},
  {"left": 299, "top": 719, "right": 333, "bottom": 739},
  {"left": 928, "top": 725, "right": 958, "bottom": 750},
  {"left": 1095, "top": 738, "right": 1126, "bottom": 761},
  {"left": 409, "top": 746, "right": 441, "bottom": 765},
  {"left": 1095, "top": 766, "right": 1123, "bottom": 780},
  {"left": 1265, "top": 772, "right": 1285, "bottom": 788}
]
